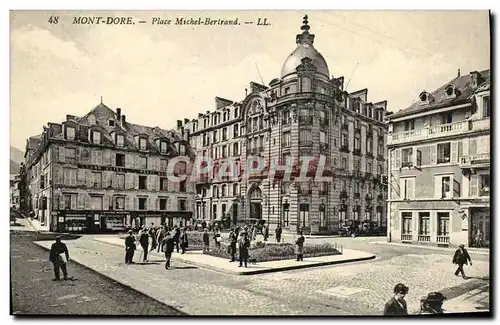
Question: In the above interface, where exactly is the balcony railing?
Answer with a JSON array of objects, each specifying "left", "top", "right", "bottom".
[
  {"left": 353, "top": 149, "right": 362, "bottom": 156},
  {"left": 277, "top": 92, "right": 333, "bottom": 104},
  {"left": 298, "top": 116, "right": 314, "bottom": 125},
  {"left": 299, "top": 140, "right": 313, "bottom": 147},
  {"left": 319, "top": 142, "right": 329, "bottom": 151},
  {"left": 401, "top": 234, "right": 412, "bottom": 242},
  {"left": 340, "top": 145, "right": 350, "bottom": 153},
  {"left": 437, "top": 235, "right": 450, "bottom": 244},
  {"left": 340, "top": 191, "right": 348, "bottom": 199},
  {"left": 377, "top": 154, "right": 385, "bottom": 161},
  {"left": 249, "top": 147, "right": 264, "bottom": 154},
  {"left": 365, "top": 152, "right": 374, "bottom": 159},
  {"left": 388, "top": 119, "right": 490, "bottom": 145},
  {"left": 282, "top": 141, "right": 291, "bottom": 148},
  {"left": 459, "top": 153, "right": 490, "bottom": 167},
  {"left": 418, "top": 235, "right": 431, "bottom": 242}
]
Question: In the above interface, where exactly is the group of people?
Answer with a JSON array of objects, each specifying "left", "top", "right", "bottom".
[
  {"left": 124, "top": 224, "right": 189, "bottom": 269},
  {"left": 384, "top": 244, "right": 474, "bottom": 315}
]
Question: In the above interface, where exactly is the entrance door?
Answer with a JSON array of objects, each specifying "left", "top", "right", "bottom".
[
  {"left": 471, "top": 208, "right": 490, "bottom": 247},
  {"left": 250, "top": 202, "right": 262, "bottom": 220}
]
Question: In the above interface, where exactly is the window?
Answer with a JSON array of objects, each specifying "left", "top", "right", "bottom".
[
  {"left": 400, "top": 177, "right": 415, "bottom": 200},
  {"left": 441, "top": 112, "right": 452, "bottom": 124},
  {"left": 66, "top": 148, "right": 76, "bottom": 163},
  {"left": 179, "top": 144, "right": 186, "bottom": 155},
  {"left": 319, "top": 204, "right": 326, "bottom": 228},
  {"left": 437, "top": 212, "right": 450, "bottom": 236},
  {"left": 233, "top": 124, "right": 239, "bottom": 137},
  {"left": 66, "top": 127, "right": 75, "bottom": 140},
  {"left": 160, "top": 198, "right": 167, "bottom": 210},
  {"left": 212, "top": 204, "right": 217, "bottom": 219},
  {"left": 483, "top": 96, "right": 490, "bottom": 118},
  {"left": 222, "top": 145, "right": 227, "bottom": 158},
  {"left": 116, "top": 153, "right": 125, "bottom": 167},
  {"left": 354, "top": 135, "right": 361, "bottom": 151},
  {"left": 378, "top": 142, "right": 384, "bottom": 156},
  {"left": 320, "top": 131, "right": 327, "bottom": 144},
  {"left": 282, "top": 202, "right": 290, "bottom": 227},
  {"left": 283, "top": 131, "right": 291, "bottom": 147},
  {"left": 284, "top": 87, "right": 290, "bottom": 95},
  {"left": 160, "top": 178, "right": 168, "bottom": 191},
  {"left": 117, "top": 174, "right": 125, "bottom": 189},
  {"left": 213, "top": 130, "right": 218, "bottom": 143},
  {"left": 180, "top": 180, "right": 186, "bottom": 192},
  {"left": 341, "top": 133, "right": 348, "bottom": 148},
  {"left": 404, "top": 120, "right": 415, "bottom": 131},
  {"left": 159, "top": 159, "right": 167, "bottom": 171},
  {"left": 92, "top": 172, "right": 102, "bottom": 188},
  {"left": 341, "top": 157, "right": 347, "bottom": 170},
  {"left": 299, "top": 129, "right": 312, "bottom": 143},
  {"left": 234, "top": 107, "right": 239, "bottom": 118},
  {"left": 160, "top": 141, "right": 167, "bottom": 153},
  {"left": 300, "top": 204, "right": 309, "bottom": 228},
  {"left": 366, "top": 138, "right": 373, "bottom": 154},
  {"left": 233, "top": 183, "right": 238, "bottom": 196},
  {"left": 138, "top": 198, "right": 147, "bottom": 210},
  {"left": 480, "top": 174, "right": 490, "bottom": 196},
  {"left": 139, "top": 138, "right": 147, "bottom": 150},
  {"left": 437, "top": 143, "right": 451, "bottom": 164},
  {"left": 402, "top": 148, "right": 413, "bottom": 167},
  {"left": 139, "top": 176, "right": 147, "bottom": 190},
  {"left": 222, "top": 128, "right": 227, "bottom": 141},
  {"left": 179, "top": 199, "right": 187, "bottom": 211},
  {"left": 64, "top": 195, "right": 71, "bottom": 210},
  {"left": 441, "top": 176, "right": 451, "bottom": 198},
  {"left": 212, "top": 185, "right": 219, "bottom": 197},
  {"left": 402, "top": 212, "right": 412, "bottom": 234},
  {"left": 418, "top": 212, "right": 430, "bottom": 235},
  {"left": 233, "top": 142, "right": 239, "bottom": 156},
  {"left": 138, "top": 157, "right": 147, "bottom": 169},
  {"left": 91, "top": 196, "right": 103, "bottom": 210},
  {"left": 115, "top": 197, "right": 125, "bottom": 210},
  {"left": 366, "top": 162, "right": 372, "bottom": 173},
  {"left": 92, "top": 131, "right": 101, "bottom": 144},
  {"left": 116, "top": 134, "right": 124, "bottom": 147}
]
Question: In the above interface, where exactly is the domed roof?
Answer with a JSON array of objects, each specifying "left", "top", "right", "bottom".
[{"left": 280, "top": 15, "right": 330, "bottom": 79}]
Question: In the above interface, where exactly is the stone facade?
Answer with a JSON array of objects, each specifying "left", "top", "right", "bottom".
[
  {"left": 386, "top": 69, "right": 490, "bottom": 247},
  {"left": 184, "top": 16, "right": 388, "bottom": 234},
  {"left": 21, "top": 104, "right": 195, "bottom": 232}
]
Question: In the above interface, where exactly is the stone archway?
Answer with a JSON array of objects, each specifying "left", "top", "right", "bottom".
[{"left": 248, "top": 186, "right": 263, "bottom": 221}]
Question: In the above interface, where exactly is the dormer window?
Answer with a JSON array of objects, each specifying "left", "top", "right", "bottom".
[
  {"left": 139, "top": 138, "right": 147, "bottom": 150},
  {"left": 116, "top": 134, "right": 124, "bottom": 147},
  {"left": 109, "top": 120, "right": 115, "bottom": 127},
  {"left": 65, "top": 126, "right": 75, "bottom": 140},
  {"left": 160, "top": 141, "right": 168, "bottom": 153},
  {"left": 91, "top": 131, "right": 101, "bottom": 144},
  {"left": 179, "top": 143, "right": 186, "bottom": 155},
  {"left": 445, "top": 85, "right": 459, "bottom": 98}
]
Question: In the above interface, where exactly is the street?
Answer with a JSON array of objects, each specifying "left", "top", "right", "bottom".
[{"left": 10, "top": 225, "right": 185, "bottom": 316}]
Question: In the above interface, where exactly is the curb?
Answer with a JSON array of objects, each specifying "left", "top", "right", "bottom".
[
  {"left": 93, "top": 238, "right": 376, "bottom": 275},
  {"left": 32, "top": 241, "right": 188, "bottom": 315},
  {"left": 373, "top": 241, "right": 490, "bottom": 256}
]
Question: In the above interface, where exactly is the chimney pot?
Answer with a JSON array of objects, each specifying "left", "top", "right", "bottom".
[
  {"left": 177, "top": 120, "right": 183, "bottom": 128},
  {"left": 121, "top": 115, "right": 126, "bottom": 125},
  {"left": 116, "top": 108, "right": 122, "bottom": 120},
  {"left": 245, "top": 88, "right": 248, "bottom": 96},
  {"left": 458, "top": 69, "right": 461, "bottom": 77},
  {"left": 184, "top": 118, "right": 190, "bottom": 124}
]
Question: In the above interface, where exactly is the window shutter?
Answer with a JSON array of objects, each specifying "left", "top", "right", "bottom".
[
  {"left": 70, "top": 170, "right": 77, "bottom": 186},
  {"left": 134, "top": 197, "right": 138, "bottom": 210},
  {"left": 470, "top": 175, "right": 478, "bottom": 197},
  {"left": 125, "top": 154, "right": 131, "bottom": 168},
  {"left": 77, "top": 169, "right": 85, "bottom": 185},
  {"left": 84, "top": 195, "right": 91, "bottom": 210},
  {"left": 399, "top": 178, "right": 405, "bottom": 200},
  {"left": 407, "top": 178, "right": 415, "bottom": 200},
  {"left": 75, "top": 148, "right": 80, "bottom": 163},
  {"left": 103, "top": 194, "right": 109, "bottom": 210},
  {"left": 59, "top": 194, "right": 65, "bottom": 210},
  {"left": 125, "top": 196, "right": 130, "bottom": 210},
  {"left": 90, "top": 150, "right": 95, "bottom": 165},
  {"left": 434, "top": 176, "right": 441, "bottom": 198},
  {"left": 111, "top": 152, "right": 116, "bottom": 166},
  {"left": 453, "top": 179, "right": 461, "bottom": 198},
  {"left": 479, "top": 136, "right": 489, "bottom": 154},
  {"left": 469, "top": 139, "right": 477, "bottom": 155},
  {"left": 56, "top": 167, "right": 63, "bottom": 185},
  {"left": 112, "top": 173, "right": 117, "bottom": 188},
  {"left": 451, "top": 142, "right": 458, "bottom": 162},
  {"left": 103, "top": 172, "right": 109, "bottom": 188},
  {"left": 135, "top": 156, "right": 139, "bottom": 169},
  {"left": 135, "top": 174, "right": 139, "bottom": 189},
  {"left": 59, "top": 147, "right": 65, "bottom": 162},
  {"left": 103, "top": 151, "right": 111, "bottom": 166},
  {"left": 416, "top": 150, "right": 422, "bottom": 166},
  {"left": 71, "top": 194, "right": 77, "bottom": 210},
  {"left": 78, "top": 193, "right": 85, "bottom": 209},
  {"left": 430, "top": 145, "right": 437, "bottom": 165},
  {"left": 63, "top": 168, "right": 70, "bottom": 186},
  {"left": 86, "top": 170, "right": 93, "bottom": 187}
]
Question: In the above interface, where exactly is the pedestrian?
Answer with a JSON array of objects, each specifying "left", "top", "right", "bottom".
[
  {"left": 238, "top": 231, "right": 250, "bottom": 268},
  {"left": 251, "top": 224, "right": 257, "bottom": 240},
  {"left": 235, "top": 226, "right": 240, "bottom": 238},
  {"left": 173, "top": 226, "right": 181, "bottom": 253},
  {"left": 263, "top": 224, "right": 269, "bottom": 242},
  {"left": 49, "top": 236, "right": 70, "bottom": 281},
  {"left": 149, "top": 223, "right": 158, "bottom": 252},
  {"left": 161, "top": 231, "right": 175, "bottom": 269},
  {"left": 124, "top": 230, "right": 136, "bottom": 264},
  {"left": 139, "top": 227, "right": 149, "bottom": 262},
  {"left": 419, "top": 292, "right": 446, "bottom": 314},
  {"left": 228, "top": 227, "right": 237, "bottom": 262},
  {"left": 275, "top": 224, "right": 282, "bottom": 243},
  {"left": 156, "top": 225, "right": 167, "bottom": 253},
  {"left": 180, "top": 227, "right": 189, "bottom": 254},
  {"left": 202, "top": 220, "right": 207, "bottom": 230},
  {"left": 295, "top": 230, "right": 305, "bottom": 261},
  {"left": 475, "top": 229, "right": 483, "bottom": 248},
  {"left": 213, "top": 229, "right": 221, "bottom": 248},
  {"left": 453, "top": 244, "right": 472, "bottom": 279},
  {"left": 202, "top": 228, "right": 210, "bottom": 253},
  {"left": 383, "top": 283, "right": 409, "bottom": 315}
]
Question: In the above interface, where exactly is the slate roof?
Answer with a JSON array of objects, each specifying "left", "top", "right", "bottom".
[{"left": 389, "top": 69, "right": 490, "bottom": 119}]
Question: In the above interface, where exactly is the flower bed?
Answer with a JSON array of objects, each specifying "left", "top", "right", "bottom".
[{"left": 204, "top": 241, "right": 341, "bottom": 262}]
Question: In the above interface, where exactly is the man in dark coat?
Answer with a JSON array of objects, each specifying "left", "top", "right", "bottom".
[
  {"left": 295, "top": 231, "right": 305, "bottom": 261},
  {"left": 179, "top": 227, "right": 189, "bottom": 254},
  {"left": 228, "top": 228, "right": 237, "bottom": 262},
  {"left": 238, "top": 231, "right": 250, "bottom": 268},
  {"left": 156, "top": 225, "right": 168, "bottom": 253},
  {"left": 453, "top": 244, "right": 472, "bottom": 279},
  {"left": 263, "top": 225, "right": 269, "bottom": 242},
  {"left": 275, "top": 225, "right": 282, "bottom": 243},
  {"left": 148, "top": 223, "right": 158, "bottom": 252},
  {"left": 383, "top": 283, "right": 409, "bottom": 316},
  {"left": 49, "top": 236, "right": 70, "bottom": 281},
  {"left": 161, "top": 232, "right": 175, "bottom": 269},
  {"left": 139, "top": 227, "right": 149, "bottom": 262},
  {"left": 124, "top": 230, "right": 136, "bottom": 264},
  {"left": 173, "top": 226, "right": 181, "bottom": 253},
  {"left": 202, "top": 228, "right": 210, "bottom": 253}
]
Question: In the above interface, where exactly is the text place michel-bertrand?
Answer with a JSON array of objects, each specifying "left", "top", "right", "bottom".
[{"left": 152, "top": 17, "right": 240, "bottom": 25}]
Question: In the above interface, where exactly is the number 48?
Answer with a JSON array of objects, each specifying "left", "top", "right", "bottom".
[{"left": 48, "top": 16, "right": 59, "bottom": 24}]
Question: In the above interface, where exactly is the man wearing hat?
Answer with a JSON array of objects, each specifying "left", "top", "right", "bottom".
[
  {"left": 453, "top": 244, "right": 472, "bottom": 279},
  {"left": 161, "top": 231, "right": 175, "bottom": 269},
  {"left": 238, "top": 230, "right": 250, "bottom": 267},
  {"left": 383, "top": 283, "right": 409, "bottom": 315},
  {"left": 49, "top": 236, "right": 70, "bottom": 281},
  {"left": 420, "top": 292, "right": 446, "bottom": 314},
  {"left": 124, "top": 230, "right": 136, "bottom": 264}
]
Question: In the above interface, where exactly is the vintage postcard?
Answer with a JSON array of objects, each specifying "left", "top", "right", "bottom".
[{"left": 9, "top": 10, "right": 491, "bottom": 317}]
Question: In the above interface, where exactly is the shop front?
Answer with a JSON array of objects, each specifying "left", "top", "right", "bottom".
[{"left": 56, "top": 211, "right": 128, "bottom": 233}]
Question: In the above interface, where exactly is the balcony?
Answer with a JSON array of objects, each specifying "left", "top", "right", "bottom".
[
  {"left": 353, "top": 149, "right": 362, "bottom": 156},
  {"left": 298, "top": 116, "right": 314, "bottom": 125},
  {"left": 340, "top": 145, "right": 350, "bottom": 153},
  {"left": 350, "top": 170, "right": 361, "bottom": 178},
  {"left": 418, "top": 235, "right": 431, "bottom": 242},
  {"left": 459, "top": 153, "right": 490, "bottom": 168},
  {"left": 376, "top": 154, "right": 385, "bottom": 161},
  {"left": 437, "top": 235, "right": 450, "bottom": 245},
  {"left": 249, "top": 147, "right": 264, "bottom": 155},
  {"left": 340, "top": 191, "right": 348, "bottom": 199},
  {"left": 299, "top": 140, "right": 313, "bottom": 147},
  {"left": 277, "top": 92, "right": 333, "bottom": 104},
  {"left": 388, "top": 119, "right": 490, "bottom": 145},
  {"left": 401, "top": 234, "right": 412, "bottom": 242},
  {"left": 319, "top": 142, "right": 329, "bottom": 151}
]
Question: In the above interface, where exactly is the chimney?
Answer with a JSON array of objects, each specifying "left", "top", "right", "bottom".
[
  {"left": 198, "top": 113, "right": 203, "bottom": 118},
  {"left": 116, "top": 108, "right": 121, "bottom": 121},
  {"left": 245, "top": 88, "right": 248, "bottom": 97},
  {"left": 121, "top": 115, "right": 126, "bottom": 125},
  {"left": 184, "top": 118, "right": 190, "bottom": 124},
  {"left": 458, "top": 69, "right": 461, "bottom": 77},
  {"left": 470, "top": 71, "right": 481, "bottom": 89},
  {"left": 206, "top": 110, "right": 210, "bottom": 114},
  {"left": 177, "top": 120, "right": 183, "bottom": 128}
]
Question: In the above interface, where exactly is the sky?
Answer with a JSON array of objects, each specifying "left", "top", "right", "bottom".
[{"left": 10, "top": 10, "right": 490, "bottom": 150}]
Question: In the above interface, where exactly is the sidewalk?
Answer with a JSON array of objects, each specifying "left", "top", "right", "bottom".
[
  {"left": 94, "top": 236, "right": 376, "bottom": 275},
  {"left": 373, "top": 241, "right": 490, "bottom": 256},
  {"left": 443, "top": 284, "right": 489, "bottom": 313}
]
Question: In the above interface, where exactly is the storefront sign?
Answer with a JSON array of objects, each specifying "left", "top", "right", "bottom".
[{"left": 77, "top": 163, "right": 170, "bottom": 177}]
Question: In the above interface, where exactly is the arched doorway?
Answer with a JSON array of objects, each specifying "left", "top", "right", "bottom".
[{"left": 248, "top": 186, "right": 263, "bottom": 223}]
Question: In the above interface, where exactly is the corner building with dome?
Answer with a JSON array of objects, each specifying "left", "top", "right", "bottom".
[{"left": 183, "top": 16, "right": 389, "bottom": 235}]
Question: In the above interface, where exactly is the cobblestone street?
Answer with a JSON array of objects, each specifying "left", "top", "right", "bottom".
[{"left": 32, "top": 230, "right": 490, "bottom": 316}]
